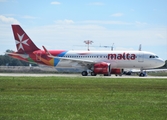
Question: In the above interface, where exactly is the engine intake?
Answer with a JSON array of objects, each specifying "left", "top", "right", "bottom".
[{"left": 93, "top": 62, "right": 111, "bottom": 74}]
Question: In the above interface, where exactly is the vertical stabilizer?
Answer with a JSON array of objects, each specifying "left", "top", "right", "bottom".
[{"left": 12, "top": 25, "right": 40, "bottom": 53}]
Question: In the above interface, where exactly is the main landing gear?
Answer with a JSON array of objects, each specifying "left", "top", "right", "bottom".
[
  {"left": 81, "top": 71, "right": 111, "bottom": 76},
  {"left": 81, "top": 71, "right": 88, "bottom": 76},
  {"left": 81, "top": 71, "right": 97, "bottom": 76},
  {"left": 139, "top": 71, "right": 147, "bottom": 77}
]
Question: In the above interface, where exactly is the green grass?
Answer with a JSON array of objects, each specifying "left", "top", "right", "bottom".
[
  {"left": 0, "top": 76, "right": 167, "bottom": 120},
  {"left": 148, "top": 72, "right": 167, "bottom": 76}
]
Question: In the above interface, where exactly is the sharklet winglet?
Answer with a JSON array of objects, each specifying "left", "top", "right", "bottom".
[{"left": 42, "top": 46, "right": 54, "bottom": 57}]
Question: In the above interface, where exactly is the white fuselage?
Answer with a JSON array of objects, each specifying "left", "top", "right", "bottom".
[{"left": 55, "top": 50, "right": 165, "bottom": 71}]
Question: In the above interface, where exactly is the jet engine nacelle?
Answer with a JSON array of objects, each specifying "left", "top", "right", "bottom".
[
  {"left": 111, "top": 68, "right": 124, "bottom": 75},
  {"left": 93, "top": 62, "right": 111, "bottom": 74}
]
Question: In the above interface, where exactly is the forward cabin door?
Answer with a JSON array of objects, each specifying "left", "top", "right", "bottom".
[{"left": 138, "top": 54, "right": 144, "bottom": 62}]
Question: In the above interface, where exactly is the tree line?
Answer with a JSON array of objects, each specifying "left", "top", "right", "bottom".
[{"left": 0, "top": 50, "right": 37, "bottom": 66}]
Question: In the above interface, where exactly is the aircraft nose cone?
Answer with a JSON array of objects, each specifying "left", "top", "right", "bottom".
[{"left": 157, "top": 59, "right": 165, "bottom": 67}]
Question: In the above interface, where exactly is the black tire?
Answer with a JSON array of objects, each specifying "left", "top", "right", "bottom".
[
  {"left": 81, "top": 71, "right": 88, "bottom": 76},
  {"left": 91, "top": 72, "right": 97, "bottom": 76},
  {"left": 104, "top": 73, "right": 111, "bottom": 76},
  {"left": 139, "top": 73, "right": 144, "bottom": 77}
]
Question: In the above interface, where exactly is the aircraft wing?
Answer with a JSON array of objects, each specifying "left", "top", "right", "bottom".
[
  {"left": 51, "top": 56, "right": 95, "bottom": 64},
  {"left": 42, "top": 46, "right": 96, "bottom": 66}
]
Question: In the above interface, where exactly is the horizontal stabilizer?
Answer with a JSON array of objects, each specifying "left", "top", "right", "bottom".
[{"left": 42, "top": 46, "right": 52, "bottom": 57}]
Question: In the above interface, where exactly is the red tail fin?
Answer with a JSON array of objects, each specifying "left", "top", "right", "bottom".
[{"left": 12, "top": 25, "right": 40, "bottom": 53}]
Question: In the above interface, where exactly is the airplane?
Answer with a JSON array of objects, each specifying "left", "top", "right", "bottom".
[{"left": 6, "top": 25, "right": 165, "bottom": 77}]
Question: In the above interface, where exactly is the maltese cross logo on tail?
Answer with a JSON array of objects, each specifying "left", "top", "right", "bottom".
[{"left": 15, "top": 33, "right": 29, "bottom": 51}]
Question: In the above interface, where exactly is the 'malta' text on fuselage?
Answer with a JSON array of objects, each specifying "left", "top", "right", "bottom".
[{"left": 108, "top": 53, "right": 136, "bottom": 60}]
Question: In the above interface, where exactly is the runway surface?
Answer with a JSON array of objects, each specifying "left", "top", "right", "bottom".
[{"left": 0, "top": 73, "right": 166, "bottom": 79}]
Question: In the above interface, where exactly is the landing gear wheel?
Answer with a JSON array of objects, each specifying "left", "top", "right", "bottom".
[
  {"left": 139, "top": 73, "right": 143, "bottom": 77},
  {"left": 119, "top": 74, "right": 122, "bottom": 76},
  {"left": 139, "top": 73, "right": 146, "bottom": 77},
  {"left": 104, "top": 73, "right": 111, "bottom": 76},
  {"left": 81, "top": 71, "right": 88, "bottom": 76},
  {"left": 91, "top": 72, "right": 97, "bottom": 76}
]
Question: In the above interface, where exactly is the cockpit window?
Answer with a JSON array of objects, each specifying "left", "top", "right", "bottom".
[
  {"left": 149, "top": 55, "right": 159, "bottom": 58},
  {"left": 150, "top": 55, "right": 153, "bottom": 58}
]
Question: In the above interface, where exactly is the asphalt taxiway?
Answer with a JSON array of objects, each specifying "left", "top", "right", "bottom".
[{"left": 0, "top": 73, "right": 166, "bottom": 79}]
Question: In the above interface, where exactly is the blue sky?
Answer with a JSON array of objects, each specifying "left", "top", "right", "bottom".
[{"left": 0, "top": 0, "right": 167, "bottom": 60}]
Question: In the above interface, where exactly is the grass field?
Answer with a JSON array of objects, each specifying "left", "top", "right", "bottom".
[{"left": 0, "top": 76, "right": 167, "bottom": 120}]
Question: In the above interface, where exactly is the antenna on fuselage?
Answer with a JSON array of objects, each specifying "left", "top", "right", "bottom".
[
  {"left": 111, "top": 43, "right": 114, "bottom": 51},
  {"left": 139, "top": 44, "right": 142, "bottom": 51},
  {"left": 100, "top": 43, "right": 114, "bottom": 51}
]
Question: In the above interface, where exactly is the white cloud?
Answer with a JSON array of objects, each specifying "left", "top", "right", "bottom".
[
  {"left": 0, "top": 24, "right": 16, "bottom": 54},
  {"left": 155, "top": 33, "right": 165, "bottom": 39},
  {"left": 81, "top": 20, "right": 132, "bottom": 25},
  {"left": 0, "top": 15, "right": 19, "bottom": 24},
  {"left": 89, "top": 2, "right": 104, "bottom": 6},
  {"left": 27, "top": 22, "right": 166, "bottom": 49},
  {"left": 51, "top": 1, "right": 61, "bottom": 5},
  {"left": 26, "top": 20, "right": 166, "bottom": 49},
  {"left": 22, "top": 15, "right": 37, "bottom": 19},
  {"left": 1, "top": 19, "right": 166, "bottom": 59},
  {"left": 135, "top": 21, "right": 147, "bottom": 27},
  {"left": 0, "top": 0, "right": 7, "bottom": 2},
  {"left": 55, "top": 19, "right": 74, "bottom": 24},
  {"left": 111, "top": 13, "right": 123, "bottom": 17}
]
